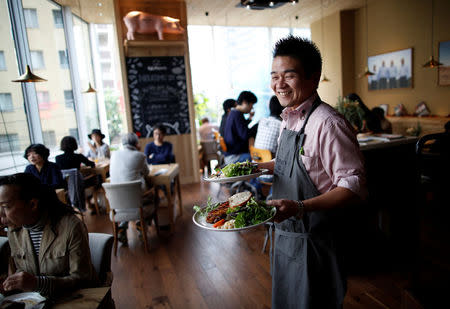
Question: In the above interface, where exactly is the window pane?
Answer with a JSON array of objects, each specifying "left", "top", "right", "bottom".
[
  {"left": 64, "top": 90, "right": 74, "bottom": 108},
  {"left": 22, "top": 0, "right": 78, "bottom": 155},
  {"left": 0, "top": 1, "right": 31, "bottom": 175},
  {"left": 0, "top": 51, "right": 6, "bottom": 70},
  {"left": 24, "top": 8, "right": 38, "bottom": 28},
  {"left": 0, "top": 93, "right": 14, "bottom": 112},
  {"left": 52, "top": 9, "right": 63, "bottom": 28},
  {"left": 30, "top": 50, "right": 45, "bottom": 69}
]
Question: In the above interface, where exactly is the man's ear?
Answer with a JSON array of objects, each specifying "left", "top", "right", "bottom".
[{"left": 29, "top": 198, "right": 39, "bottom": 212}]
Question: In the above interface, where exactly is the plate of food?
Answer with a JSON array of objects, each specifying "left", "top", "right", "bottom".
[
  {"left": 0, "top": 292, "right": 46, "bottom": 309},
  {"left": 203, "top": 161, "right": 268, "bottom": 183},
  {"left": 192, "top": 191, "right": 276, "bottom": 232}
]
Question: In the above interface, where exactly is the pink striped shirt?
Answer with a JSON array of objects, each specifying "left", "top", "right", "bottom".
[{"left": 279, "top": 93, "right": 367, "bottom": 199}]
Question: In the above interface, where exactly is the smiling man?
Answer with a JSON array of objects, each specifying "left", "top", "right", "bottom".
[{"left": 259, "top": 36, "right": 366, "bottom": 309}]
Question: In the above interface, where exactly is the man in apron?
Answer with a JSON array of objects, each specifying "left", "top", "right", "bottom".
[{"left": 258, "top": 36, "right": 367, "bottom": 308}]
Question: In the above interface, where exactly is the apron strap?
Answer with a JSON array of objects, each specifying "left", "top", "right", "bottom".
[{"left": 297, "top": 99, "right": 322, "bottom": 147}]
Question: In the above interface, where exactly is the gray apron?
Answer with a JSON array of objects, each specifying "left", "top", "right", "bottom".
[{"left": 271, "top": 98, "right": 346, "bottom": 309}]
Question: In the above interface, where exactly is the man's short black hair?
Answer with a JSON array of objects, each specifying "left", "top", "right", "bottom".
[
  {"left": 222, "top": 99, "right": 236, "bottom": 113},
  {"left": 269, "top": 95, "right": 283, "bottom": 118},
  {"left": 237, "top": 91, "right": 257, "bottom": 105},
  {"left": 60, "top": 136, "right": 78, "bottom": 153},
  {"left": 23, "top": 144, "right": 50, "bottom": 161},
  {"left": 273, "top": 35, "right": 322, "bottom": 79}
]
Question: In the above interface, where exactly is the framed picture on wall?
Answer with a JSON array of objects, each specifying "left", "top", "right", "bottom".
[
  {"left": 438, "top": 40, "right": 450, "bottom": 86},
  {"left": 367, "top": 48, "right": 413, "bottom": 91}
]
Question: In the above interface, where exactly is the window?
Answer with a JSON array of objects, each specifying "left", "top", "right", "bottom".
[
  {"left": 52, "top": 9, "right": 63, "bottom": 28},
  {"left": 64, "top": 90, "right": 74, "bottom": 108},
  {"left": 102, "top": 80, "right": 114, "bottom": 89},
  {"left": 99, "top": 51, "right": 110, "bottom": 59},
  {"left": 58, "top": 50, "right": 68, "bottom": 68},
  {"left": 100, "top": 62, "right": 111, "bottom": 74},
  {"left": 69, "top": 128, "right": 79, "bottom": 141},
  {"left": 36, "top": 91, "right": 50, "bottom": 110},
  {"left": 98, "top": 33, "right": 108, "bottom": 46},
  {"left": 0, "top": 93, "right": 13, "bottom": 112},
  {"left": 0, "top": 134, "right": 20, "bottom": 152},
  {"left": 30, "top": 50, "right": 45, "bottom": 69},
  {"left": 23, "top": 8, "right": 38, "bottom": 28},
  {"left": 0, "top": 51, "right": 6, "bottom": 71},
  {"left": 42, "top": 130, "right": 56, "bottom": 147}
]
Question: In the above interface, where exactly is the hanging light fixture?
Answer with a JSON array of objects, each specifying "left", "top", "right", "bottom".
[
  {"left": 11, "top": 65, "right": 47, "bottom": 82},
  {"left": 320, "top": 0, "right": 330, "bottom": 83},
  {"left": 423, "top": 0, "right": 442, "bottom": 68},
  {"left": 83, "top": 82, "right": 96, "bottom": 93},
  {"left": 361, "top": 0, "right": 374, "bottom": 77}
]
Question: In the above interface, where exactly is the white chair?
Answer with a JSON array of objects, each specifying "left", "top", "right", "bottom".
[
  {"left": 88, "top": 233, "right": 114, "bottom": 286},
  {"left": 102, "top": 180, "right": 158, "bottom": 256}
]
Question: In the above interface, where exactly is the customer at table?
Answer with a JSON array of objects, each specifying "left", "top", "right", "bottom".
[
  {"left": 198, "top": 117, "right": 219, "bottom": 142},
  {"left": 23, "top": 144, "right": 64, "bottom": 189},
  {"left": 219, "top": 98, "right": 237, "bottom": 137},
  {"left": 223, "top": 91, "right": 257, "bottom": 164},
  {"left": 144, "top": 124, "right": 175, "bottom": 165},
  {"left": 110, "top": 132, "right": 152, "bottom": 244},
  {"left": 259, "top": 35, "right": 366, "bottom": 309},
  {"left": 86, "top": 129, "right": 110, "bottom": 160},
  {"left": 254, "top": 95, "right": 283, "bottom": 156},
  {"left": 56, "top": 136, "right": 95, "bottom": 170},
  {"left": 372, "top": 107, "right": 392, "bottom": 133},
  {"left": 0, "top": 173, "right": 98, "bottom": 296}
]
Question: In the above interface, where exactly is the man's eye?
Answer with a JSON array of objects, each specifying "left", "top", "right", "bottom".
[{"left": 285, "top": 74, "right": 295, "bottom": 79}]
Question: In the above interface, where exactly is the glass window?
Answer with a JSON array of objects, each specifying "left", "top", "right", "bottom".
[
  {"left": 69, "top": 128, "right": 79, "bottom": 141},
  {"left": 0, "top": 51, "right": 6, "bottom": 71},
  {"left": 36, "top": 91, "right": 50, "bottom": 110},
  {"left": 64, "top": 90, "right": 74, "bottom": 108},
  {"left": 102, "top": 80, "right": 114, "bottom": 89},
  {"left": 52, "top": 9, "right": 63, "bottom": 28},
  {"left": 0, "top": 93, "right": 13, "bottom": 112},
  {"left": 42, "top": 130, "right": 56, "bottom": 147},
  {"left": 23, "top": 8, "right": 38, "bottom": 28},
  {"left": 99, "top": 51, "right": 110, "bottom": 59},
  {"left": 58, "top": 50, "right": 68, "bottom": 68},
  {"left": 98, "top": 33, "right": 108, "bottom": 46},
  {"left": 30, "top": 50, "right": 45, "bottom": 69},
  {"left": 0, "top": 134, "right": 20, "bottom": 152},
  {"left": 100, "top": 62, "right": 111, "bottom": 73}
]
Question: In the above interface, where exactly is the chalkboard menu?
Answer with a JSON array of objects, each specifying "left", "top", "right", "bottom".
[{"left": 126, "top": 56, "right": 190, "bottom": 137}]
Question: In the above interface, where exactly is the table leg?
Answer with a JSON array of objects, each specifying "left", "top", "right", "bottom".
[
  {"left": 176, "top": 175, "right": 182, "bottom": 217},
  {"left": 165, "top": 181, "right": 174, "bottom": 234}
]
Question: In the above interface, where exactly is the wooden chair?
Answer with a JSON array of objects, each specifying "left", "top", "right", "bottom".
[
  {"left": 200, "top": 140, "right": 224, "bottom": 174},
  {"left": 102, "top": 181, "right": 158, "bottom": 256},
  {"left": 213, "top": 131, "right": 228, "bottom": 153}
]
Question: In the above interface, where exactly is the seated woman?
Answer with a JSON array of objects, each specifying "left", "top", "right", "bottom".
[
  {"left": 86, "top": 129, "right": 110, "bottom": 160},
  {"left": 144, "top": 124, "right": 175, "bottom": 165},
  {"left": 56, "top": 136, "right": 95, "bottom": 170},
  {"left": 23, "top": 144, "right": 64, "bottom": 189},
  {"left": 372, "top": 107, "right": 393, "bottom": 134},
  {"left": 0, "top": 173, "right": 98, "bottom": 296}
]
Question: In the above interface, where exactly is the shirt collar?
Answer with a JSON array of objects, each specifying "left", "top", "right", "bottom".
[{"left": 281, "top": 92, "right": 318, "bottom": 121}]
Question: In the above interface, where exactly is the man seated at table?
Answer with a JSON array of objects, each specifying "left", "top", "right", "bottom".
[
  {"left": 223, "top": 91, "right": 258, "bottom": 165},
  {"left": 144, "top": 124, "right": 175, "bottom": 165},
  {"left": 110, "top": 132, "right": 153, "bottom": 244},
  {"left": 0, "top": 173, "right": 98, "bottom": 296}
]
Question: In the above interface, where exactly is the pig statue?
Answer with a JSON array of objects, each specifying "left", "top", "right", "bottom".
[{"left": 123, "top": 11, "right": 185, "bottom": 40}]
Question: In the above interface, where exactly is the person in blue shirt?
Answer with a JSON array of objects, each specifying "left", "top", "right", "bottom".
[
  {"left": 144, "top": 124, "right": 175, "bottom": 165},
  {"left": 223, "top": 91, "right": 257, "bottom": 165},
  {"left": 23, "top": 144, "right": 64, "bottom": 189}
]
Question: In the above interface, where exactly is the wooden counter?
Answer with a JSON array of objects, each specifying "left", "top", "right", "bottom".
[{"left": 387, "top": 116, "right": 449, "bottom": 137}]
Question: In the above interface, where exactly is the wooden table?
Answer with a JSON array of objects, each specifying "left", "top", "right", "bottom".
[
  {"left": 149, "top": 163, "right": 182, "bottom": 233},
  {"left": 52, "top": 287, "right": 113, "bottom": 309}
]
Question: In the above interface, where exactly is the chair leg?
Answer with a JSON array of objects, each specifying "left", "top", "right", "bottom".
[
  {"left": 93, "top": 190, "right": 100, "bottom": 215},
  {"left": 153, "top": 212, "right": 160, "bottom": 236},
  {"left": 112, "top": 220, "right": 118, "bottom": 257},
  {"left": 140, "top": 208, "right": 149, "bottom": 253}
]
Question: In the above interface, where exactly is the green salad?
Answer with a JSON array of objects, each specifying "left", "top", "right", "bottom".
[
  {"left": 227, "top": 197, "right": 274, "bottom": 228},
  {"left": 215, "top": 160, "right": 257, "bottom": 177}
]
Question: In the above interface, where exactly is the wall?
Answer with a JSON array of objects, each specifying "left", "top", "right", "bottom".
[{"left": 354, "top": 0, "right": 450, "bottom": 116}]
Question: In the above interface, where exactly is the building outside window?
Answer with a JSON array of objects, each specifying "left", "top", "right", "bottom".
[
  {"left": 52, "top": 9, "right": 63, "bottom": 28},
  {"left": 0, "top": 51, "right": 6, "bottom": 71},
  {"left": 98, "top": 33, "right": 108, "bottom": 47},
  {"left": 69, "top": 128, "right": 79, "bottom": 141},
  {"left": 23, "top": 8, "right": 38, "bottom": 28},
  {"left": 42, "top": 130, "right": 56, "bottom": 147},
  {"left": 0, "top": 134, "right": 20, "bottom": 152},
  {"left": 30, "top": 50, "right": 45, "bottom": 69},
  {"left": 58, "top": 50, "right": 68, "bottom": 68},
  {"left": 36, "top": 91, "right": 50, "bottom": 110},
  {"left": 0, "top": 93, "right": 13, "bottom": 112},
  {"left": 64, "top": 90, "right": 74, "bottom": 108}
]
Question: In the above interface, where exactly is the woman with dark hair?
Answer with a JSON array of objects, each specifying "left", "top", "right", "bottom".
[
  {"left": 144, "top": 124, "right": 175, "bottom": 164},
  {"left": 86, "top": 129, "right": 110, "bottom": 159},
  {"left": 345, "top": 93, "right": 382, "bottom": 133},
  {"left": 0, "top": 173, "right": 98, "bottom": 296},
  {"left": 55, "top": 136, "right": 95, "bottom": 170},
  {"left": 23, "top": 144, "right": 64, "bottom": 189}
]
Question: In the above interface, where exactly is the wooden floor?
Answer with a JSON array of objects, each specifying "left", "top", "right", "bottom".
[{"left": 84, "top": 181, "right": 417, "bottom": 309}]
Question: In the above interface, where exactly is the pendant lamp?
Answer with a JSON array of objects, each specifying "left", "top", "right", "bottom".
[
  {"left": 12, "top": 65, "right": 47, "bottom": 83},
  {"left": 361, "top": 0, "right": 374, "bottom": 77},
  {"left": 423, "top": 0, "right": 442, "bottom": 68},
  {"left": 320, "top": 0, "right": 330, "bottom": 83},
  {"left": 83, "top": 82, "right": 96, "bottom": 93}
]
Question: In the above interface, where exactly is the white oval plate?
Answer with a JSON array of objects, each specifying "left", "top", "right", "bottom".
[
  {"left": 203, "top": 169, "right": 269, "bottom": 183},
  {"left": 1, "top": 292, "right": 46, "bottom": 309},
  {"left": 192, "top": 206, "right": 276, "bottom": 232}
]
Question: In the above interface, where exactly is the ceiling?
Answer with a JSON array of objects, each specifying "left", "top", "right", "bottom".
[{"left": 55, "top": 0, "right": 365, "bottom": 28}]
